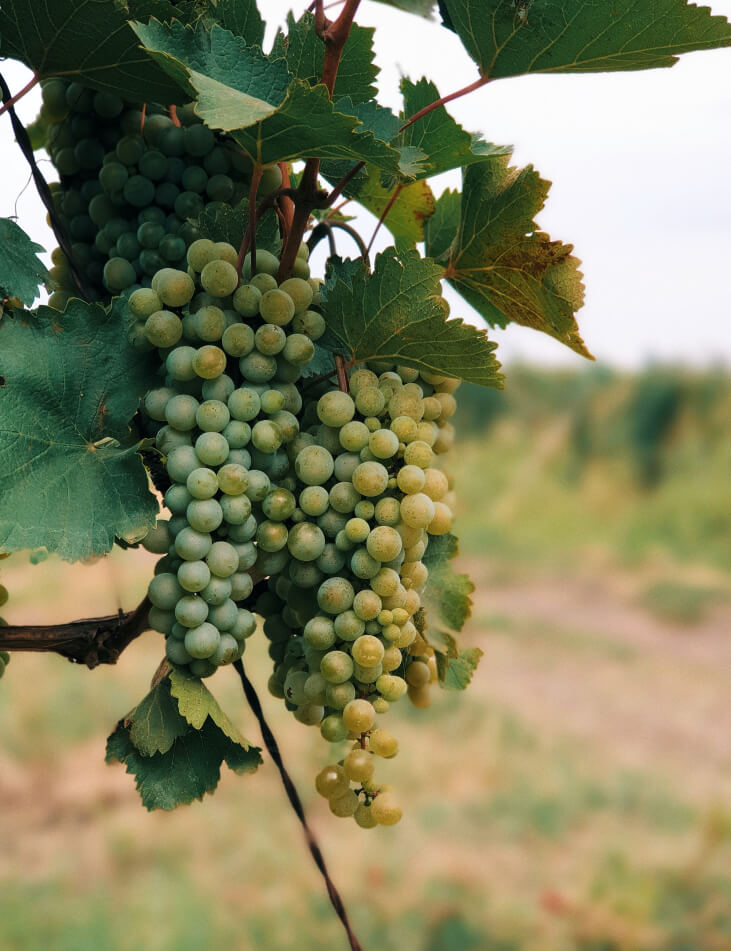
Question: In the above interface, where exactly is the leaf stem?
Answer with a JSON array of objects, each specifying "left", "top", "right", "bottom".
[
  {"left": 325, "top": 160, "right": 365, "bottom": 207},
  {"left": 399, "top": 74, "right": 489, "bottom": 132},
  {"left": 336, "top": 354, "right": 350, "bottom": 393},
  {"left": 366, "top": 183, "right": 404, "bottom": 254},
  {"left": 236, "top": 164, "right": 264, "bottom": 279},
  {"left": 0, "top": 73, "right": 39, "bottom": 119}
]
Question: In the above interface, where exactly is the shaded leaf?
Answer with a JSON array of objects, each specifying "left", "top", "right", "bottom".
[
  {"left": 0, "top": 218, "right": 48, "bottom": 308},
  {"left": 0, "top": 0, "right": 198, "bottom": 102},
  {"left": 126, "top": 677, "right": 189, "bottom": 756},
  {"left": 398, "top": 78, "right": 511, "bottom": 180},
  {"left": 106, "top": 715, "right": 261, "bottom": 811},
  {"left": 422, "top": 533, "right": 474, "bottom": 634},
  {"left": 0, "top": 300, "right": 158, "bottom": 561},
  {"left": 436, "top": 647, "right": 483, "bottom": 690},
  {"left": 300, "top": 343, "right": 337, "bottom": 380},
  {"left": 195, "top": 198, "right": 279, "bottom": 254},
  {"left": 355, "top": 170, "right": 435, "bottom": 246},
  {"left": 440, "top": 0, "right": 731, "bottom": 79},
  {"left": 168, "top": 667, "right": 250, "bottom": 746},
  {"left": 429, "top": 160, "right": 589, "bottom": 358},
  {"left": 206, "top": 0, "right": 265, "bottom": 46},
  {"left": 273, "top": 12, "right": 378, "bottom": 104},
  {"left": 422, "top": 187, "right": 460, "bottom": 263},
  {"left": 320, "top": 248, "right": 502, "bottom": 387},
  {"left": 133, "top": 20, "right": 401, "bottom": 173}
]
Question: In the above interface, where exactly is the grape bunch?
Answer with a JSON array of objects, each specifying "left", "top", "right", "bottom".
[
  {"left": 37, "top": 78, "right": 279, "bottom": 306},
  {"left": 255, "top": 364, "right": 460, "bottom": 826},
  {"left": 137, "top": 240, "right": 323, "bottom": 677}
]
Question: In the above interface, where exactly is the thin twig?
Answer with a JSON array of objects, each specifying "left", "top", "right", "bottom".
[
  {"left": 399, "top": 74, "right": 489, "bottom": 132},
  {"left": 366, "top": 183, "right": 403, "bottom": 255},
  {"left": 308, "top": 221, "right": 338, "bottom": 258},
  {"left": 0, "top": 73, "right": 39, "bottom": 119},
  {"left": 236, "top": 164, "right": 264, "bottom": 279},
  {"left": 325, "top": 160, "right": 365, "bottom": 207},
  {"left": 330, "top": 221, "right": 369, "bottom": 263},
  {"left": 233, "top": 659, "right": 363, "bottom": 951}
]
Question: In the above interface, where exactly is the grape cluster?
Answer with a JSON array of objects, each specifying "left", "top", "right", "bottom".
[
  {"left": 38, "top": 78, "right": 275, "bottom": 306},
  {"left": 256, "top": 364, "right": 459, "bottom": 826},
  {"left": 138, "top": 241, "right": 323, "bottom": 676}
]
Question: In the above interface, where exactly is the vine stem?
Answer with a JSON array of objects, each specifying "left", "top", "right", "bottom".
[
  {"left": 399, "top": 74, "right": 489, "bottom": 132},
  {"left": 336, "top": 354, "right": 350, "bottom": 393},
  {"left": 233, "top": 659, "right": 363, "bottom": 951},
  {"left": 236, "top": 164, "right": 264, "bottom": 279},
  {"left": 0, "top": 73, "right": 39, "bottom": 119}
]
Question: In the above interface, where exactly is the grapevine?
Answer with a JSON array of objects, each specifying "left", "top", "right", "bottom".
[{"left": 0, "top": 1, "right": 729, "bottom": 947}]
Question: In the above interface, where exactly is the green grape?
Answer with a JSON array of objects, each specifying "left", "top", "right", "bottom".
[
  {"left": 317, "top": 391, "right": 355, "bottom": 427},
  {"left": 166, "top": 345, "right": 198, "bottom": 381},
  {"left": 187, "top": 238, "right": 218, "bottom": 272},
  {"left": 124, "top": 175, "right": 155, "bottom": 207},
  {"left": 153, "top": 268, "right": 195, "bottom": 308},
  {"left": 99, "top": 161, "right": 129, "bottom": 193},
  {"left": 281, "top": 333, "right": 315, "bottom": 367},
  {"left": 148, "top": 572, "right": 185, "bottom": 611},
  {"left": 399, "top": 493, "right": 435, "bottom": 529},
  {"left": 257, "top": 520, "right": 288, "bottom": 553},
  {"left": 251, "top": 420, "right": 282, "bottom": 453},
  {"left": 352, "top": 461, "right": 389, "bottom": 498},
  {"left": 207, "top": 598, "right": 238, "bottom": 632},
  {"left": 212, "top": 633, "right": 240, "bottom": 666},
  {"left": 177, "top": 560, "right": 211, "bottom": 593},
  {"left": 149, "top": 606, "right": 176, "bottom": 635},
  {"left": 164, "top": 394, "right": 198, "bottom": 431},
  {"left": 194, "top": 431, "right": 229, "bottom": 466},
  {"left": 250, "top": 272, "right": 278, "bottom": 293},
  {"left": 229, "top": 571, "right": 254, "bottom": 601},
  {"left": 195, "top": 399, "right": 230, "bottom": 433},
  {"left": 200, "top": 259, "right": 238, "bottom": 298},
  {"left": 299, "top": 485, "right": 330, "bottom": 517},
  {"left": 303, "top": 616, "right": 336, "bottom": 650},
  {"left": 244, "top": 249, "right": 280, "bottom": 278},
  {"left": 320, "top": 650, "right": 354, "bottom": 684},
  {"left": 287, "top": 522, "right": 326, "bottom": 562},
  {"left": 221, "top": 323, "right": 254, "bottom": 358},
  {"left": 353, "top": 589, "right": 382, "bottom": 621},
  {"left": 231, "top": 608, "right": 257, "bottom": 640},
  {"left": 219, "top": 494, "right": 252, "bottom": 526},
  {"left": 369, "top": 428, "right": 400, "bottom": 459},
  {"left": 222, "top": 421, "right": 251, "bottom": 451},
  {"left": 206, "top": 540, "right": 239, "bottom": 578},
  {"left": 143, "top": 386, "right": 175, "bottom": 421},
  {"left": 333, "top": 610, "right": 365, "bottom": 642},
  {"left": 184, "top": 622, "right": 220, "bottom": 659},
  {"left": 201, "top": 575, "right": 233, "bottom": 606},
  {"left": 324, "top": 681, "right": 355, "bottom": 710},
  {"left": 278, "top": 277, "right": 313, "bottom": 314},
  {"left": 139, "top": 149, "right": 167, "bottom": 181},
  {"left": 206, "top": 174, "right": 234, "bottom": 202},
  {"left": 115, "top": 134, "right": 145, "bottom": 165},
  {"left": 315, "top": 764, "right": 348, "bottom": 798},
  {"left": 232, "top": 284, "right": 262, "bottom": 318},
  {"left": 334, "top": 452, "right": 361, "bottom": 483},
  {"left": 370, "top": 792, "right": 402, "bottom": 825},
  {"left": 292, "top": 310, "right": 326, "bottom": 340},
  {"left": 316, "top": 543, "right": 346, "bottom": 576},
  {"left": 259, "top": 289, "right": 295, "bottom": 326},
  {"left": 339, "top": 421, "right": 370, "bottom": 453},
  {"left": 192, "top": 345, "right": 227, "bottom": 380},
  {"left": 321, "top": 715, "right": 348, "bottom": 743},
  {"left": 174, "top": 526, "right": 212, "bottom": 562},
  {"left": 174, "top": 191, "right": 205, "bottom": 220},
  {"left": 344, "top": 748, "right": 375, "bottom": 783},
  {"left": 103, "top": 257, "right": 136, "bottom": 292},
  {"left": 260, "top": 390, "right": 285, "bottom": 415},
  {"left": 344, "top": 518, "right": 370, "bottom": 544},
  {"left": 138, "top": 221, "right": 165, "bottom": 249},
  {"left": 239, "top": 351, "right": 277, "bottom": 384},
  {"left": 202, "top": 374, "right": 235, "bottom": 403},
  {"left": 166, "top": 446, "right": 201, "bottom": 484},
  {"left": 129, "top": 288, "right": 162, "bottom": 319},
  {"left": 144, "top": 310, "right": 183, "bottom": 348},
  {"left": 184, "top": 123, "right": 215, "bottom": 157},
  {"left": 317, "top": 576, "right": 354, "bottom": 615},
  {"left": 175, "top": 595, "right": 209, "bottom": 628},
  {"left": 403, "top": 439, "right": 433, "bottom": 468},
  {"left": 245, "top": 470, "right": 270, "bottom": 501},
  {"left": 216, "top": 463, "right": 248, "bottom": 496},
  {"left": 295, "top": 445, "right": 334, "bottom": 486},
  {"left": 255, "top": 323, "right": 286, "bottom": 356},
  {"left": 187, "top": 499, "right": 224, "bottom": 533},
  {"left": 350, "top": 548, "right": 381, "bottom": 580},
  {"left": 366, "top": 526, "right": 403, "bottom": 562},
  {"left": 352, "top": 634, "right": 385, "bottom": 668},
  {"left": 329, "top": 482, "right": 360, "bottom": 515},
  {"left": 342, "top": 698, "right": 375, "bottom": 733}
]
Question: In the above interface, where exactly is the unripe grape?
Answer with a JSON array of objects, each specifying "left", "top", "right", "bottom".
[
  {"left": 342, "top": 698, "right": 375, "bottom": 733},
  {"left": 369, "top": 428, "right": 400, "bottom": 459},
  {"left": 321, "top": 715, "right": 348, "bottom": 743},
  {"left": 371, "top": 792, "right": 402, "bottom": 825},
  {"left": 288, "top": 522, "right": 326, "bottom": 561},
  {"left": 428, "top": 501, "right": 453, "bottom": 535},
  {"left": 206, "top": 540, "right": 239, "bottom": 578},
  {"left": 352, "top": 461, "right": 389, "bottom": 498},
  {"left": 239, "top": 350, "right": 277, "bottom": 383},
  {"left": 403, "top": 440, "right": 434, "bottom": 469},
  {"left": 352, "top": 634, "right": 385, "bottom": 668},
  {"left": 400, "top": 493, "right": 436, "bottom": 529},
  {"left": 148, "top": 572, "right": 184, "bottom": 611},
  {"left": 175, "top": 595, "right": 209, "bottom": 628},
  {"left": 422, "top": 468, "right": 449, "bottom": 501},
  {"left": 344, "top": 749, "right": 375, "bottom": 783},
  {"left": 320, "top": 650, "right": 354, "bottom": 684},
  {"left": 325, "top": 681, "right": 356, "bottom": 710},
  {"left": 317, "top": 391, "right": 355, "bottom": 427},
  {"left": 232, "top": 283, "right": 261, "bottom": 317},
  {"left": 295, "top": 445, "right": 334, "bottom": 486},
  {"left": 353, "top": 589, "right": 382, "bottom": 621},
  {"left": 375, "top": 674, "right": 407, "bottom": 701},
  {"left": 192, "top": 345, "right": 227, "bottom": 379},
  {"left": 315, "top": 764, "right": 349, "bottom": 798},
  {"left": 142, "top": 520, "right": 172, "bottom": 554},
  {"left": 184, "top": 621, "right": 220, "bottom": 659},
  {"left": 366, "top": 526, "right": 403, "bottom": 563},
  {"left": 177, "top": 560, "right": 211, "bottom": 593},
  {"left": 354, "top": 802, "right": 378, "bottom": 829},
  {"left": 167, "top": 446, "right": 200, "bottom": 484},
  {"left": 195, "top": 399, "right": 230, "bottom": 432}
]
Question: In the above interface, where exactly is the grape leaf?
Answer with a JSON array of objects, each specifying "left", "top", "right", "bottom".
[
  {"left": 300, "top": 343, "right": 337, "bottom": 380},
  {"left": 355, "top": 169, "right": 435, "bottom": 245},
  {"left": 272, "top": 12, "right": 378, "bottom": 104},
  {"left": 169, "top": 667, "right": 248, "bottom": 744},
  {"left": 133, "top": 20, "right": 402, "bottom": 173},
  {"left": 372, "top": 0, "right": 437, "bottom": 16},
  {"left": 427, "top": 160, "right": 589, "bottom": 358},
  {"left": 436, "top": 647, "right": 483, "bottom": 690},
  {"left": 195, "top": 198, "right": 280, "bottom": 254},
  {"left": 0, "top": 300, "right": 158, "bottom": 561},
  {"left": 0, "top": 219, "right": 49, "bottom": 308},
  {"left": 206, "top": 0, "right": 265, "bottom": 46},
  {"left": 422, "top": 533, "right": 474, "bottom": 634},
  {"left": 398, "top": 78, "right": 511, "bottom": 180},
  {"left": 126, "top": 677, "right": 189, "bottom": 756},
  {"left": 319, "top": 248, "right": 502, "bottom": 387},
  {"left": 422, "top": 187, "right": 460, "bottom": 263},
  {"left": 439, "top": 0, "right": 731, "bottom": 79},
  {"left": 106, "top": 713, "right": 262, "bottom": 812},
  {"left": 0, "top": 0, "right": 199, "bottom": 103}
]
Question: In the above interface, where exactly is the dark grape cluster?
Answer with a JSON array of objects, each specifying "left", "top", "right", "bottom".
[{"left": 38, "top": 78, "right": 275, "bottom": 306}]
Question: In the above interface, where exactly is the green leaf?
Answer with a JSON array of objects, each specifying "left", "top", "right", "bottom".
[
  {"left": 430, "top": 160, "right": 589, "bottom": 358},
  {"left": 373, "top": 0, "right": 436, "bottom": 16},
  {"left": 0, "top": 219, "right": 49, "bottom": 308},
  {"left": 0, "top": 300, "right": 158, "bottom": 561},
  {"left": 437, "top": 647, "right": 483, "bottom": 690},
  {"left": 126, "top": 677, "right": 189, "bottom": 756},
  {"left": 195, "top": 198, "right": 279, "bottom": 255},
  {"left": 133, "top": 20, "right": 402, "bottom": 173},
  {"left": 106, "top": 714, "right": 262, "bottom": 812},
  {"left": 168, "top": 667, "right": 250, "bottom": 747},
  {"left": 440, "top": 0, "right": 731, "bottom": 79},
  {"left": 0, "top": 0, "right": 198, "bottom": 103},
  {"left": 422, "top": 533, "right": 474, "bottom": 634},
  {"left": 273, "top": 12, "right": 378, "bottom": 104},
  {"left": 300, "top": 343, "right": 337, "bottom": 380},
  {"left": 355, "top": 169, "right": 435, "bottom": 246},
  {"left": 398, "top": 78, "right": 511, "bottom": 180},
  {"left": 206, "top": 0, "right": 265, "bottom": 46},
  {"left": 422, "top": 187, "right": 460, "bottom": 263},
  {"left": 319, "top": 248, "right": 502, "bottom": 387}
]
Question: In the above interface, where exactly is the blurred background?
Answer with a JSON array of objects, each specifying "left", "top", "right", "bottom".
[{"left": 1, "top": 1, "right": 730, "bottom": 949}]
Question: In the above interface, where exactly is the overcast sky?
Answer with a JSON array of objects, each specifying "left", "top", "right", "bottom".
[{"left": 1, "top": 0, "right": 729, "bottom": 369}]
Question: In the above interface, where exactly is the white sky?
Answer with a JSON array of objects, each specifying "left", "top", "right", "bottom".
[{"left": 1, "top": 0, "right": 729, "bottom": 369}]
